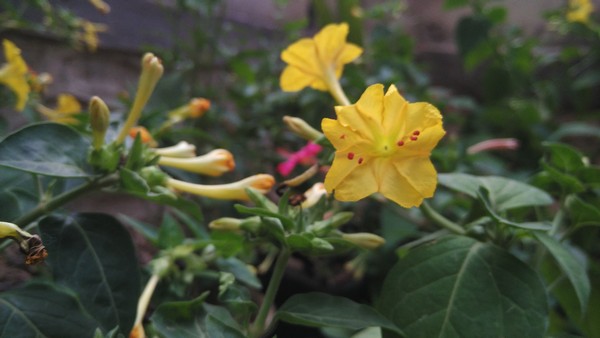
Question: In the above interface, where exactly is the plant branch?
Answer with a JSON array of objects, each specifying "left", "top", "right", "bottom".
[{"left": 420, "top": 201, "right": 466, "bottom": 235}]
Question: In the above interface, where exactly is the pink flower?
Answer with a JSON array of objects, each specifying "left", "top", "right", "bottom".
[
  {"left": 467, "top": 138, "right": 519, "bottom": 155},
  {"left": 277, "top": 142, "right": 322, "bottom": 176}
]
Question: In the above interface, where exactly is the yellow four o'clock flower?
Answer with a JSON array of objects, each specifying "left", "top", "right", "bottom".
[
  {"left": 280, "top": 23, "right": 362, "bottom": 105},
  {"left": 322, "top": 84, "right": 445, "bottom": 208},
  {"left": 0, "top": 39, "right": 30, "bottom": 111},
  {"left": 37, "top": 93, "right": 82, "bottom": 124},
  {"left": 567, "top": 0, "right": 594, "bottom": 24}
]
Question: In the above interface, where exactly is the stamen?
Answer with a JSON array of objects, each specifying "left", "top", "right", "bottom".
[
  {"left": 340, "top": 134, "right": 346, "bottom": 139},
  {"left": 413, "top": 130, "right": 420, "bottom": 136},
  {"left": 397, "top": 140, "right": 405, "bottom": 146},
  {"left": 410, "top": 136, "right": 418, "bottom": 141},
  {"left": 347, "top": 152, "right": 355, "bottom": 160},
  {"left": 358, "top": 157, "right": 364, "bottom": 164}
]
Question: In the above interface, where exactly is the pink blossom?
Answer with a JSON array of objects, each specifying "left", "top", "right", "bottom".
[
  {"left": 277, "top": 142, "right": 322, "bottom": 176},
  {"left": 467, "top": 138, "right": 519, "bottom": 155}
]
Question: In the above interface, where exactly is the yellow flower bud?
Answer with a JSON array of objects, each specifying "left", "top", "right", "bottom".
[
  {"left": 129, "top": 126, "right": 157, "bottom": 147},
  {"left": 154, "top": 141, "right": 197, "bottom": 158},
  {"left": 209, "top": 217, "right": 243, "bottom": 231},
  {"left": 283, "top": 116, "right": 324, "bottom": 142},
  {"left": 188, "top": 98, "right": 211, "bottom": 118},
  {"left": 159, "top": 149, "right": 235, "bottom": 176},
  {"left": 341, "top": 232, "right": 385, "bottom": 250},
  {"left": 166, "top": 174, "right": 275, "bottom": 201},
  {"left": 115, "top": 53, "right": 164, "bottom": 144},
  {"left": 89, "top": 96, "right": 110, "bottom": 150}
]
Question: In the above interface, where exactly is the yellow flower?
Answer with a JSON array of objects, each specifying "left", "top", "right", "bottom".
[
  {"left": 158, "top": 149, "right": 235, "bottom": 177},
  {"left": 280, "top": 23, "right": 362, "bottom": 104},
  {"left": 89, "top": 0, "right": 110, "bottom": 14},
  {"left": 321, "top": 84, "right": 445, "bottom": 208},
  {"left": 166, "top": 174, "right": 275, "bottom": 201},
  {"left": 567, "top": 0, "right": 594, "bottom": 23},
  {"left": 37, "top": 93, "right": 82, "bottom": 124},
  {"left": 77, "top": 20, "right": 108, "bottom": 52},
  {"left": 0, "top": 39, "right": 30, "bottom": 111}
]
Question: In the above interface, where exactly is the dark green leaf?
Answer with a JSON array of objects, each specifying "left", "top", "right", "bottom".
[
  {"left": 0, "top": 282, "right": 98, "bottom": 338},
  {"left": 0, "top": 123, "right": 93, "bottom": 177},
  {"left": 234, "top": 204, "right": 294, "bottom": 230},
  {"left": 438, "top": 173, "right": 553, "bottom": 210},
  {"left": 548, "top": 122, "right": 600, "bottom": 141},
  {"left": 118, "top": 214, "right": 159, "bottom": 245},
  {"left": 534, "top": 232, "right": 590, "bottom": 313},
  {"left": 216, "top": 257, "right": 262, "bottom": 289},
  {"left": 278, "top": 292, "right": 402, "bottom": 335},
  {"left": 477, "top": 187, "right": 552, "bottom": 230},
  {"left": 0, "top": 191, "right": 20, "bottom": 221},
  {"left": 158, "top": 213, "right": 185, "bottom": 249},
  {"left": 379, "top": 236, "right": 548, "bottom": 338},
  {"left": 151, "top": 293, "right": 246, "bottom": 338},
  {"left": 39, "top": 213, "right": 140, "bottom": 334},
  {"left": 566, "top": 195, "right": 600, "bottom": 228},
  {"left": 456, "top": 16, "right": 491, "bottom": 58},
  {"left": 543, "top": 142, "right": 586, "bottom": 173},
  {"left": 485, "top": 6, "right": 507, "bottom": 24}
]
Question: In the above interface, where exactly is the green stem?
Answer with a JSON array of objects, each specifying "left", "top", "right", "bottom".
[
  {"left": 0, "top": 173, "right": 119, "bottom": 251},
  {"left": 420, "top": 201, "right": 466, "bottom": 235},
  {"left": 250, "top": 248, "right": 291, "bottom": 338}
]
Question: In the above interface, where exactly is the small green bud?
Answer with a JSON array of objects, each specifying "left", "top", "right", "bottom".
[
  {"left": 341, "top": 232, "right": 385, "bottom": 250},
  {"left": 283, "top": 116, "right": 324, "bottom": 141},
  {"left": 89, "top": 96, "right": 110, "bottom": 150},
  {"left": 209, "top": 217, "right": 243, "bottom": 232}
]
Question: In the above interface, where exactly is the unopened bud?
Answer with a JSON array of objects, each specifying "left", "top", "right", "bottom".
[
  {"left": 158, "top": 149, "right": 235, "bottom": 177},
  {"left": 283, "top": 116, "right": 323, "bottom": 141},
  {"left": 209, "top": 217, "right": 243, "bottom": 231},
  {"left": 154, "top": 141, "right": 197, "bottom": 158},
  {"left": 341, "top": 232, "right": 385, "bottom": 250},
  {"left": 89, "top": 96, "right": 110, "bottom": 150}
]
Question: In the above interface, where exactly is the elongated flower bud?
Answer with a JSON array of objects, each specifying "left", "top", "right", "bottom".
[
  {"left": 89, "top": 96, "right": 110, "bottom": 150},
  {"left": 341, "top": 232, "right": 385, "bottom": 250},
  {"left": 209, "top": 217, "right": 243, "bottom": 231},
  {"left": 159, "top": 149, "right": 234, "bottom": 176},
  {"left": 166, "top": 174, "right": 275, "bottom": 201},
  {"left": 115, "top": 53, "right": 164, "bottom": 144},
  {"left": 283, "top": 116, "right": 324, "bottom": 141},
  {"left": 154, "top": 141, "right": 196, "bottom": 158}
]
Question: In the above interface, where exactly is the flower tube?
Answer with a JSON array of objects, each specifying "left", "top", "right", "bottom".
[
  {"left": 154, "top": 141, "right": 197, "bottom": 158},
  {"left": 159, "top": 149, "right": 235, "bottom": 176},
  {"left": 166, "top": 174, "right": 275, "bottom": 201}
]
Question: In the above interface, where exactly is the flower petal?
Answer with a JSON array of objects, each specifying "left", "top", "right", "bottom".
[
  {"left": 400, "top": 123, "right": 446, "bottom": 157},
  {"left": 281, "top": 39, "right": 320, "bottom": 77},
  {"left": 356, "top": 83, "right": 384, "bottom": 127},
  {"left": 322, "top": 118, "right": 371, "bottom": 153},
  {"left": 324, "top": 152, "right": 377, "bottom": 201},
  {"left": 382, "top": 84, "right": 409, "bottom": 135},
  {"left": 380, "top": 156, "right": 438, "bottom": 207},
  {"left": 313, "top": 23, "right": 349, "bottom": 64},
  {"left": 280, "top": 66, "right": 318, "bottom": 92},
  {"left": 337, "top": 43, "right": 363, "bottom": 64}
]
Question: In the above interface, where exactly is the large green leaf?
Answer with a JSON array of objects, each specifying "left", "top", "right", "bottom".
[
  {"left": 0, "top": 123, "right": 93, "bottom": 177},
  {"left": 378, "top": 236, "right": 548, "bottom": 338},
  {"left": 0, "top": 282, "right": 98, "bottom": 338},
  {"left": 39, "top": 213, "right": 140, "bottom": 334},
  {"left": 277, "top": 292, "right": 403, "bottom": 335},
  {"left": 438, "top": 173, "right": 553, "bottom": 210},
  {"left": 151, "top": 293, "right": 246, "bottom": 338},
  {"left": 534, "top": 232, "right": 590, "bottom": 313}
]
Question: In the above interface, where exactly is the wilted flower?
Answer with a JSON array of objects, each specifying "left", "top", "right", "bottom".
[
  {"left": 322, "top": 84, "right": 445, "bottom": 208},
  {"left": 301, "top": 182, "right": 327, "bottom": 208}
]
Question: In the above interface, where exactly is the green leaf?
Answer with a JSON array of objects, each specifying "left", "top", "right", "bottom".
[
  {"left": 158, "top": 213, "right": 185, "bottom": 249},
  {"left": 39, "top": 213, "right": 141, "bottom": 334},
  {"left": 438, "top": 173, "right": 553, "bottom": 210},
  {"left": 277, "top": 292, "right": 403, "bottom": 335},
  {"left": 0, "top": 282, "right": 98, "bottom": 338},
  {"left": 0, "top": 122, "right": 93, "bottom": 177},
  {"left": 456, "top": 16, "right": 491, "bottom": 59},
  {"left": 534, "top": 232, "right": 590, "bottom": 313},
  {"left": 234, "top": 204, "right": 295, "bottom": 230},
  {"left": 151, "top": 293, "right": 246, "bottom": 338},
  {"left": 477, "top": 187, "right": 552, "bottom": 230},
  {"left": 543, "top": 142, "right": 586, "bottom": 173},
  {"left": 216, "top": 257, "right": 262, "bottom": 289},
  {"left": 378, "top": 236, "right": 548, "bottom": 338},
  {"left": 566, "top": 195, "right": 600, "bottom": 228}
]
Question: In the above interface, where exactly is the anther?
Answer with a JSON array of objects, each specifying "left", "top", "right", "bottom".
[
  {"left": 358, "top": 157, "right": 364, "bottom": 164},
  {"left": 397, "top": 140, "right": 405, "bottom": 146},
  {"left": 410, "top": 136, "right": 418, "bottom": 141},
  {"left": 347, "top": 152, "right": 355, "bottom": 160},
  {"left": 340, "top": 134, "right": 346, "bottom": 139},
  {"left": 413, "top": 130, "right": 420, "bottom": 136}
]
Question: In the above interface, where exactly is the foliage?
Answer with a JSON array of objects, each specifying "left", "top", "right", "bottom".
[{"left": 0, "top": 0, "right": 599, "bottom": 337}]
